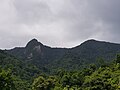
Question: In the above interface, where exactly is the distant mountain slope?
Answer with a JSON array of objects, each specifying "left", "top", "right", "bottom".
[
  {"left": 6, "top": 39, "right": 67, "bottom": 67},
  {"left": 72, "top": 39, "right": 120, "bottom": 60},
  {"left": 51, "top": 39, "right": 120, "bottom": 70},
  {"left": 6, "top": 39, "right": 120, "bottom": 71},
  {"left": 0, "top": 50, "right": 40, "bottom": 81}
]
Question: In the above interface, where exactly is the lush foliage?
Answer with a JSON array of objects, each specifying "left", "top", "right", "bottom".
[
  {"left": 31, "top": 54, "right": 120, "bottom": 90},
  {"left": 0, "top": 50, "right": 40, "bottom": 90},
  {"left": 32, "top": 61, "right": 120, "bottom": 90},
  {"left": 0, "top": 69, "right": 16, "bottom": 90}
]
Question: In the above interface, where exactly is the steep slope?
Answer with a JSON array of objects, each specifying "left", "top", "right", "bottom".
[
  {"left": 0, "top": 50, "right": 42, "bottom": 89},
  {"left": 0, "top": 49, "right": 41, "bottom": 80},
  {"left": 7, "top": 39, "right": 67, "bottom": 67},
  {"left": 6, "top": 39, "right": 120, "bottom": 71}
]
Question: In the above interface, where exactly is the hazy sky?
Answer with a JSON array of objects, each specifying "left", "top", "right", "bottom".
[{"left": 0, "top": 0, "right": 120, "bottom": 49}]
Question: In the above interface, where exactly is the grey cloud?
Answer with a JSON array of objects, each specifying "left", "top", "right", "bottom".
[
  {"left": 14, "top": 0, "right": 54, "bottom": 25},
  {"left": 87, "top": 0, "right": 120, "bottom": 41},
  {"left": 0, "top": 0, "right": 120, "bottom": 49}
]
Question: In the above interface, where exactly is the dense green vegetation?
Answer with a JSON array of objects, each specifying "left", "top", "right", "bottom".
[
  {"left": 7, "top": 39, "right": 120, "bottom": 72},
  {"left": 32, "top": 56, "right": 120, "bottom": 90},
  {"left": 1, "top": 39, "right": 120, "bottom": 89},
  {"left": 0, "top": 50, "right": 41, "bottom": 90},
  {"left": 0, "top": 69, "right": 16, "bottom": 90},
  {"left": 1, "top": 49, "right": 120, "bottom": 90}
]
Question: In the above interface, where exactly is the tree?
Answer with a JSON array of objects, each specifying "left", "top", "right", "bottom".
[
  {"left": 32, "top": 76, "right": 56, "bottom": 90},
  {"left": 60, "top": 74, "right": 71, "bottom": 87},
  {"left": 32, "top": 76, "right": 46, "bottom": 90},
  {"left": 0, "top": 69, "right": 16, "bottom": 90},
  {"left": 89, "top": 64, "right": 96, "bottom": 72},
  {"left": 70, "top": 73, "right": 84, "bottom": 86},
  {"left": 116, "top": 54, "right": 120, "bottom": 63}
]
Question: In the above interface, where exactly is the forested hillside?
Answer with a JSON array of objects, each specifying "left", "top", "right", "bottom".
[
  {"left": 1, "top": 49, "right": 120, "bottom": 90},
  {"left": 0, "top": 50, "right": 40, "bottom": 90},
  {"left": 6, "top": 39, "right": 120, "bottom": 72},
  {"left": 32, "top": 55, "right": 120, "bottom": 90},
  {"left": 1, "top": 39, "right": 120, "bottom": 89}
]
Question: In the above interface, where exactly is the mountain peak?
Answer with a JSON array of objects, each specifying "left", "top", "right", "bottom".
[
  {"left": 80, "top": 39, "right": 98, "bottom": 45},
  {"left": 26, "top": 39, "right": 43, "bottom": 48},
  {"left": 27, "top": 39, "right": 38, "bottom": 45},
  {"left": 30, "top": 38, "right": 38, "bottom": 42},
  {"left": 85, "top": 39, "right": 97, "bottom": 42}
]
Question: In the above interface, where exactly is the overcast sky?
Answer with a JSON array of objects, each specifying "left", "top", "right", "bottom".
[{"left": 0, "top": 0, "right": 120, "bottom": 49}]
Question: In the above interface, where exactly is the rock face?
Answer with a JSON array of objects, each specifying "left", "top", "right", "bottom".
[
  {"left": 24, "top": 39, "right": 43, "bottom": 60},
  {"left": 26, "top": 39, "right": 42, "bottom": 49},
  {"left": 25, "top": 39, "right": 42, "bottom": 54}
]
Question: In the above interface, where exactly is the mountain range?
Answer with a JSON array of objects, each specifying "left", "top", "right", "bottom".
[{"left": 5, "top": 39, "right": 120, "bottom": 72}]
